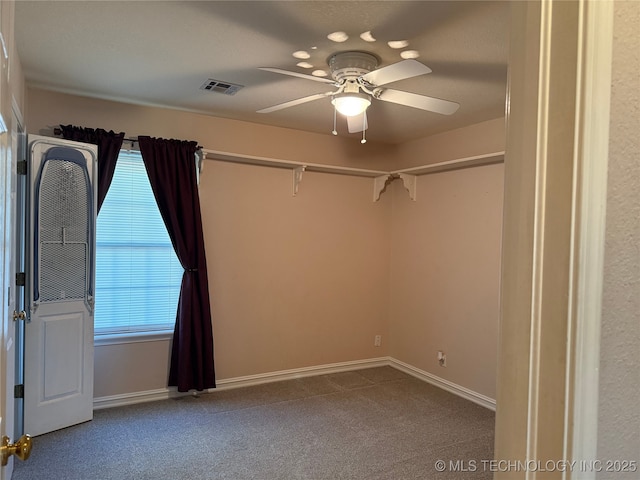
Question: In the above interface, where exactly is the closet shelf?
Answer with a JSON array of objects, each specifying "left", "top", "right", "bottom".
[
  {"left": 203, "top": 149, "right": 388, "bottom": 177},
  {"left": 389, "top": 151, "right": 505, "bottom": 201},
  {"left": 202, "top": 149, "right": 505, "bottom": 201},
  {"left": 390, "top": 151, "right": 505, "bottom": 176}
]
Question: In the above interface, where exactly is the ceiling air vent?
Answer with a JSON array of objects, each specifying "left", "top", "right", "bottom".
[{"left": 200, "top": 78, "right": 244, "bottom": 96}]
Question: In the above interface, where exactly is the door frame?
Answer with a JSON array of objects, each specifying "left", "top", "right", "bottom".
[
  {"left": 494, "top": 1, "right": 613, "bottom": 477},
  {"left": 0, "top": 111, "right": 13, "bottom": 480},
  {"left": 12, "top": 101, "right": 26, "bottom": 440}
]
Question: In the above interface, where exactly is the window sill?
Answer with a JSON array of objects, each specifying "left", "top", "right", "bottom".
[{"left": 94, "top": 330, "right": 173, "bottom": 346}]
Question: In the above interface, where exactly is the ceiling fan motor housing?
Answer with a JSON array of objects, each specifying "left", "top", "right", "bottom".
[{"left": 328, "top": 51, "right": 379, "bottom": 82}]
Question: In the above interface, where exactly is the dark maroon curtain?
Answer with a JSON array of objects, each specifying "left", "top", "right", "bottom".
[
  {"left": 59, "top": 124, "right": 125, "bottom": 212},
  {"left": 138, "top": 136, "right": 215, "bottom": 392}
]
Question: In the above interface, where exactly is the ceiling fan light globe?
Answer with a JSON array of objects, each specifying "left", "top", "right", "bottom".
[{"left": 331, "top": 93, "right": 371, "bottom": 117}]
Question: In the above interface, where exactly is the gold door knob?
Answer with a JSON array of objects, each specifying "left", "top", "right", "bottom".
[
  {"left": 1, "top": 435, "right": 32, "bottom": 466},
  {"left": 12, "top": 310, "right": 26, "bottom": 321}
]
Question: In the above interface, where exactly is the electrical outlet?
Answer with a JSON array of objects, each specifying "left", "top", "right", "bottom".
[
  {"left": 374, "top": 335, "right": 382, "bottom": 347},
  {"left": 437, "top": 350, "right": 447, "bottom": 367}
]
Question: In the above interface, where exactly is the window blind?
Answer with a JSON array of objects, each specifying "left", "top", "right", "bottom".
[{"left": 95, "top": 150, "right": 183, "bottom": 335}]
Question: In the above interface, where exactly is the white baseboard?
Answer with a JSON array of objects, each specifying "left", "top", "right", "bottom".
[
  {"left": 93, "top": 388, "right": 187, "bottom": 410},
  {"left": 213, "top": 357, "right": 390, "bottom": 390},
  {"left": 388, "top": 357, "right": 496, "bottom": 411},
  {"left": 93, "top": 356, "right": 495, "bottom": 411},
  {"left": 93, "top": 357, "right": 389, "bottom": 410}
]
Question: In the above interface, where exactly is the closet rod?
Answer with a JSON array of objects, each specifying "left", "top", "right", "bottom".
[{"left": 202, "top": 148, "right": 389, "bottom": 178}]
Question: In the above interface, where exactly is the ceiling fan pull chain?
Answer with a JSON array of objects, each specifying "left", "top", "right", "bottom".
[
  {"left": 332, "top": 104, "right": 338, "bottom": 135},
  {"left": 361, "top": 117, "right": 367, "bottom": 144}
]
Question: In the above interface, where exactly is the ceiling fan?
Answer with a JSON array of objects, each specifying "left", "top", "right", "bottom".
[{"left": 257, "top": 51, "right": 460, "bottom": 141}]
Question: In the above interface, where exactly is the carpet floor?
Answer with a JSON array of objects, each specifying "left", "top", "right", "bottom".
[{"left": 13, "top": 366, "right": 495, "bottom": 479}]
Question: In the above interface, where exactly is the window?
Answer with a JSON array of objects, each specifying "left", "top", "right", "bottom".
[{"left": 95, "top": 149, "right": 183, "bottom": 337}]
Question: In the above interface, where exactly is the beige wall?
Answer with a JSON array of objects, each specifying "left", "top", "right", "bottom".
[
  {"left": 202, "top": 161, "right": 391, "bottom": 380},
  {"left": 395, "top": 117, "right": 505, "bottom": 170},
  {"left": 94, "top": 340, "right": 171, "bottom": 399},
  {"left": 597, "top": 1, "right": 640, "bottom": 475},
  {"left": 24, "top": 87, "right": 505, "bottom": 399},
  {"left": 389, "top": 163, "right": 504, "bottom": 399}
]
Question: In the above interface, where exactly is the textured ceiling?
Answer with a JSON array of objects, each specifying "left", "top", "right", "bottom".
[{"left": 15, "top": 1, "right": 510, "bottom": 145}]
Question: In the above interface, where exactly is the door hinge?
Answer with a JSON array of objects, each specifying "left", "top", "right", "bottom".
[
  {"left": 15, "top": 272, "right": 25, "bottom": 286},
  {"left": 14, "top": 384, "right": 24, "bottom": 399},
  {"left": 17, "top": 160, "right": 27, "bottom": 175}
]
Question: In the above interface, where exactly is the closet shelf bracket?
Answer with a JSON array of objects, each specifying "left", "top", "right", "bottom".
[
  {"left": 398, "top": 173, "right": 417, "bottom": 201},
  {"left": 373, "top": 174, "right": 393, "bottom": 202},
  {"left": 293, "top": 166, "right": 306, "bottom": 196}
]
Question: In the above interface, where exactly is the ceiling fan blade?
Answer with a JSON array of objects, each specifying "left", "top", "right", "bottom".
[
  {"left": 361, "top": 59, "right": 432, "bottom": 87},
  {"left": 347, "top": 112, "right": 368, "bottom": 133},
  {"left": 377, "top": 89, "right": 459, "bottom": 115},
  {"left": 259, "top": 67, "right": 336, "bottom": 84},
  {"left": 257, "top": 92, "right": 333, "bottom": 113}
]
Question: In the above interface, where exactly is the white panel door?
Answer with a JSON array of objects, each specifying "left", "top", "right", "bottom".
[{"left": 24, "top": 135, "right": 97, "bottom": 437}]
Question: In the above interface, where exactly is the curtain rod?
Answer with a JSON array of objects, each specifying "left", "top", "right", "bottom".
[
  {"left": 52, "top": 127, "right": 202, "bottom": 150},
  {"left": 53, "top": 127, "right": 138, "bottom": 144}
]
